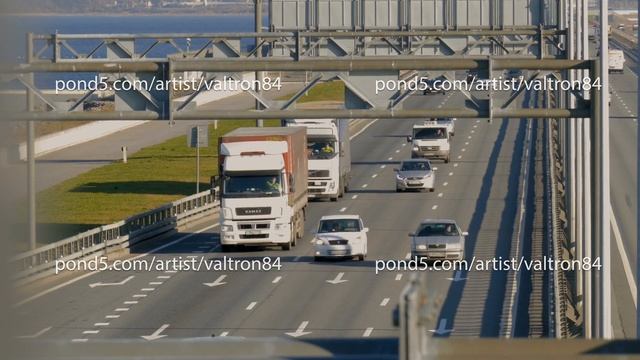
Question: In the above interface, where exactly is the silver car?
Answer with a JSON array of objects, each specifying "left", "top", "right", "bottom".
[
  {"left": 395, "top": 159, "right": 436, "bottom": 192},
  {"left": 409, "top": 219, "right": 467, "bottom": 261}
]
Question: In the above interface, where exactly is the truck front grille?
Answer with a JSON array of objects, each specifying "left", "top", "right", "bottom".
[
  {"left": 236, "top": 207, "right": 271, "bottom": 216},
  {"left": 240, "top": 234, "right": 270, "bottom": 239},
  {"left": 238, "top": 223, "right": 270, "bottom": 230},
  {"left": 309, "top": 170, "right": 330, "bottom": 178}
]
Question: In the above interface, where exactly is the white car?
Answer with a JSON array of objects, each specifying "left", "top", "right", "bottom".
[
  {"left": 313, "top": 215, "right": 368, "bottom": 261},
  {"left": 395, "top": 159, "right": 436, "bottom": 192}
]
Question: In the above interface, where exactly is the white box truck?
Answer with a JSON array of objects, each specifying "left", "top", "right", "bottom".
[
  {"left": 285, "top": 119, "right": 351, "bottom": 201},
  {"left": 218, "top": 127, "right": 308, "bottom": 251},
  {"left": 608, "top": 49, "right": 625, "bottom": 74},
  {"left": 408, "top": 122, "right": 451, "bottom": 163}
]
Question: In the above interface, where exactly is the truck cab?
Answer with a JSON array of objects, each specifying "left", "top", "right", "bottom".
[
  {"left": 407, "top": 122, "right": 451, "bottom": 163},
  {"left": 218, "top": 127, "right": 308, "bottom": 251},
  {"left": 285, "top": 119, "right": 351, "bottom": 201}
]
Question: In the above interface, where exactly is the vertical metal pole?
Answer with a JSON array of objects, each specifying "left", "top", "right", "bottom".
[
  {"left": 255, "top": 0, "right": 264, "bottom": 127},
  {"left": 637, "top": 0, "right": 640, "bottom": 339},
  {"left": 26, "top": 32, "right": 36, "bottom": 251},
  {"left": 196, "top": 145, "right": 200, "bottom": 194}
]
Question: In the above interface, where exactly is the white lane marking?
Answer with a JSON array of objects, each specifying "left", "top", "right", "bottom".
[
  {"left": 272, "top": 276, "right": 282, "bottom": 284},
  {"left": 362, "top": 184, "right": 368, "bottom": 188},
  {"left": 380, "top": 298, "right": 390, "bottom": 307},
  {"left": 326, "top": 272, "right": 348, "bottom": 284},
  {"left": 17, "top": 326, "right": 52, "bottom": 339},
  {"left": 611, "top": 209, "right": 637, "bottom": 308},
  {"left": 371, "top": 174, "right": 378, "bottom": 178},
  {"left": 380, "top": 165, "right": 386, "bottom": 169},
  {"left": 115, "top": 308, "right": 129, "bottom": 312},
  {"left": 141, "top": 288, "right": 155, "bottom": 292},
  {"left": 83, "top": 330, "right": 100, "bottom": 335},
  {"left": 395, "top": 149, "right": 401, "bottom": 153},
  {"left": 363, "top": 327, "right": 374, "bottom": 337},
  {"left": 465, "top": 142, "right": 469, "bottom": 145},
  {"left": 457, "top": 155, "right": 462, "bottom": 159},
  {"left": 350, "top": 119, "right": 379, "bottom": 140},
  {"left": 405, "top": 252, "right": 411, "bottom": 260},
  {"left": 157, "top": 275, "right": 170, "bottom": 279},
  {"left": 461, "top": 148, "right": 466, "bottom": 152},
  {"left": 94, "top": 323, "right": 110, "bottom": 327},
  {"left": 443, "top": 182, "right": 448, "bottom": 186},
  {"left": 432, "top": 205, "right": 438, "bottom": 210},
  {"left": 219, "top": 331, "right": 229, "bottom": 337},
  {"left": 286, "top": 321, "right": 312, "bottom": 337},
  {"left": 133, "top": 294, "right": 147, "bottom": 298},
  {"left": 468, "top": 136, "right": 472, "bottom": 139},
  {"left": 165, "top": 270, "right": 178, "bottom": 274},
  {"left": 448, "top": 172, "right": 453, "bottom": 176},
  {"left": 141, "top": 324, "right": 170, "bottom": 341},
  {"left": 246, "top": 302, "right": 258, "bottom": 310},
  {"left": 438, "top": 193, "right": 443, "bottom": 198},
  {"left": 402, "top": 143, "right": 407, "bottom": 147},
  {"left": 15, "top": 223, "right": 220, "bottom": 307},
  {"left": 471, "top": 130, "right": 475, "bottom": 133},
  {"left": 89, "top": 275, "right": 135, "bottom": 288},
  {"left": 339, "top": 207, "right": 347, "bottom": 212},
  {"left": 473, "top": 125, "right": 478, "bottom": 128},
  {"left": 476, "top": 120, "right": 480, "bottom": 123},
  {"left": 149, "top": 282, "right": 163, "bottom": 285},
  {"left": 71, "top": 339, "right": 88, "bottom": 343},
  {"left": 124, "top": 301, "right": 138, "bottom": 305},
  {"left": 395, "top": 274, "right": 403, "bottom": 281},
  {"left": 186, "top": 255, "right": 199, "bottom": 258},
  {"left": 351, "top": 195, "right": 359, "bottom": 200},
  {"left": 105, "top": 315, "right": 120, "bottom": 319},
  {"left": 453, "top": 163, "right": 458, "bottom": 168},
  {"left": 388, "top": 157, "right": 393, "bottom": 161}
]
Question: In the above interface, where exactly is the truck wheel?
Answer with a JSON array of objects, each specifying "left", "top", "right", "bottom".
[
  {"left": 444, "top": 156, "right": 450, "bottom": 164},
  {"left": 358, "top": 254, "right": 365, "bottom": 261},
  {"left": 330, "top": 196, "right": 338, "bottom": 202},
  {"left": 281, "top": 242, "right": 291, "bottom": 251},
  {"left": 430, "top": 188, "right": 435, "bottom": 192}
]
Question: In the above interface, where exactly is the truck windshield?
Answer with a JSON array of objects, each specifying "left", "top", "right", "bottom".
[
  {"left": 413, "top": 128, "right": 447, "bottom": 140},
  {"left": 223, "top": 174, "right": 283, "bottom": 198},
  {"left": 307, "top": 138, "right": 337, "bottom": 160},
  {"left": 318, "top": 219, "right": 361, "bottom": 233},
  {"left": 417, "top": 223, "right": 459, "bottom": 236}
]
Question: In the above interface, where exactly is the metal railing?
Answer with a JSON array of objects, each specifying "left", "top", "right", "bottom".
[{"left": 10, "top": 188, "right": 219, "bottom": 283}]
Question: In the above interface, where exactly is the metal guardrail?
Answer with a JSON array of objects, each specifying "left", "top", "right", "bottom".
[{"left": 10, "top": 188, "right": 219, "bottom": 283}]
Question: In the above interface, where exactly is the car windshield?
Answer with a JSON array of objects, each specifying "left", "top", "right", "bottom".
[
  {"left": 307, "top": 137, "right": 337, "bottom": 160},
  {"left": 413, "top": 128, "right": 447, "bottom": 140},
  {"left": 401, "top": 161, "right": 431, "bottom": 171},
  {"left": 223, "top": 174, "right": 282, "bottom": 198},
  {"left": 318, "top": 219, "right": 362, "bottom": 233},
  {"left": 416, "top": 223, "right": 459, "bottom": 236}
]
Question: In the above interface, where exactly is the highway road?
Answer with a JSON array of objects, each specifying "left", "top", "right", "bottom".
[
  {"left": 594, "top": 37, "right": 638, "bottom": 337},
  {"left": 12, "top": 86, "right": 536, "bottom": 343}
]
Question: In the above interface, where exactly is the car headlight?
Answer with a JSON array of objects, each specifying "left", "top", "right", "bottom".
[
  {"left": 396, "top": 174, "right": 406, "bottom": 180},
  {"left": 222, "top": 207, "right": 232, "bottom": 218},
  {"left": 328, "top": 181, "right": 336, "bottom": 190},
  {"left": 412, "top": 146, "right": 419, "bottom": 151},
  {"left": 417, "top": 244, "right": 427, "bottom": 250},
  {"left": 221, "top": 225, "right": 233, "bottom": 232},
  {"left": 315, "top": 239, "right": 324, "bottom": 245}
]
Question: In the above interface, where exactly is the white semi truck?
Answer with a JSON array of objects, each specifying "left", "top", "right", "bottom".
[
  {"left": 285, "top": 119, "right": 351, "bottom": 201},
  {"left": 218, "top": 127, "right": 308, "bottom": 251},
  {"left": 608, "top": 49, "right": 625, "bottom": 74}
]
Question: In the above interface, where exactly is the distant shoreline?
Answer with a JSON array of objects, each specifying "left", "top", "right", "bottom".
[{"left": 1, "top": 12, "right": 253, "bottom": 17}]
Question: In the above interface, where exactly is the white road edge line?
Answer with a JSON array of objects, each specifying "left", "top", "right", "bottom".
[
  {"left": 611, "top": 209, "right": 637, "bottom": 308},
  {"left": 15, "top": 223, "right": 221, "bottom": 307},
  {"left": 349, "top": 119, "right": 379, "bottom": 140}
]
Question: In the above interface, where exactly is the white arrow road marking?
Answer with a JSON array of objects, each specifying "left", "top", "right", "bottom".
[
  {"left": 429, "top": 319, "right": 454, "bottom": 335},
  {"left": 380, "top": 298, "right": 390, "bottom": 307},
  {"left": 17, "top": 326, "right": 51, "bottom": 339},
  {"left": 326, "top": 272, "right": 348, "bottom": 284},
  {"left": 447, "top": 271, "right": 467, "bottom": 282},
  {"left": 363, "top": 327, "right": 373, "bottom": 337},
  {"left": 203, "top": 275, "right": 227, "bottom": 288},
  {"left": 89, "top": 275, "right": 134, "bottom": 288},
  {"left": 142, "top": 324, "right": 169, "bottom": 341},
  {"left": 286, "top": 321, "right": 312, "bottom": 338}
]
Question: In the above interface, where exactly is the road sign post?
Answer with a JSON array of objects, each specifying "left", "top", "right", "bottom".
[{"left": 188, "top": 125, "right": 209, "bottom": 194}]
